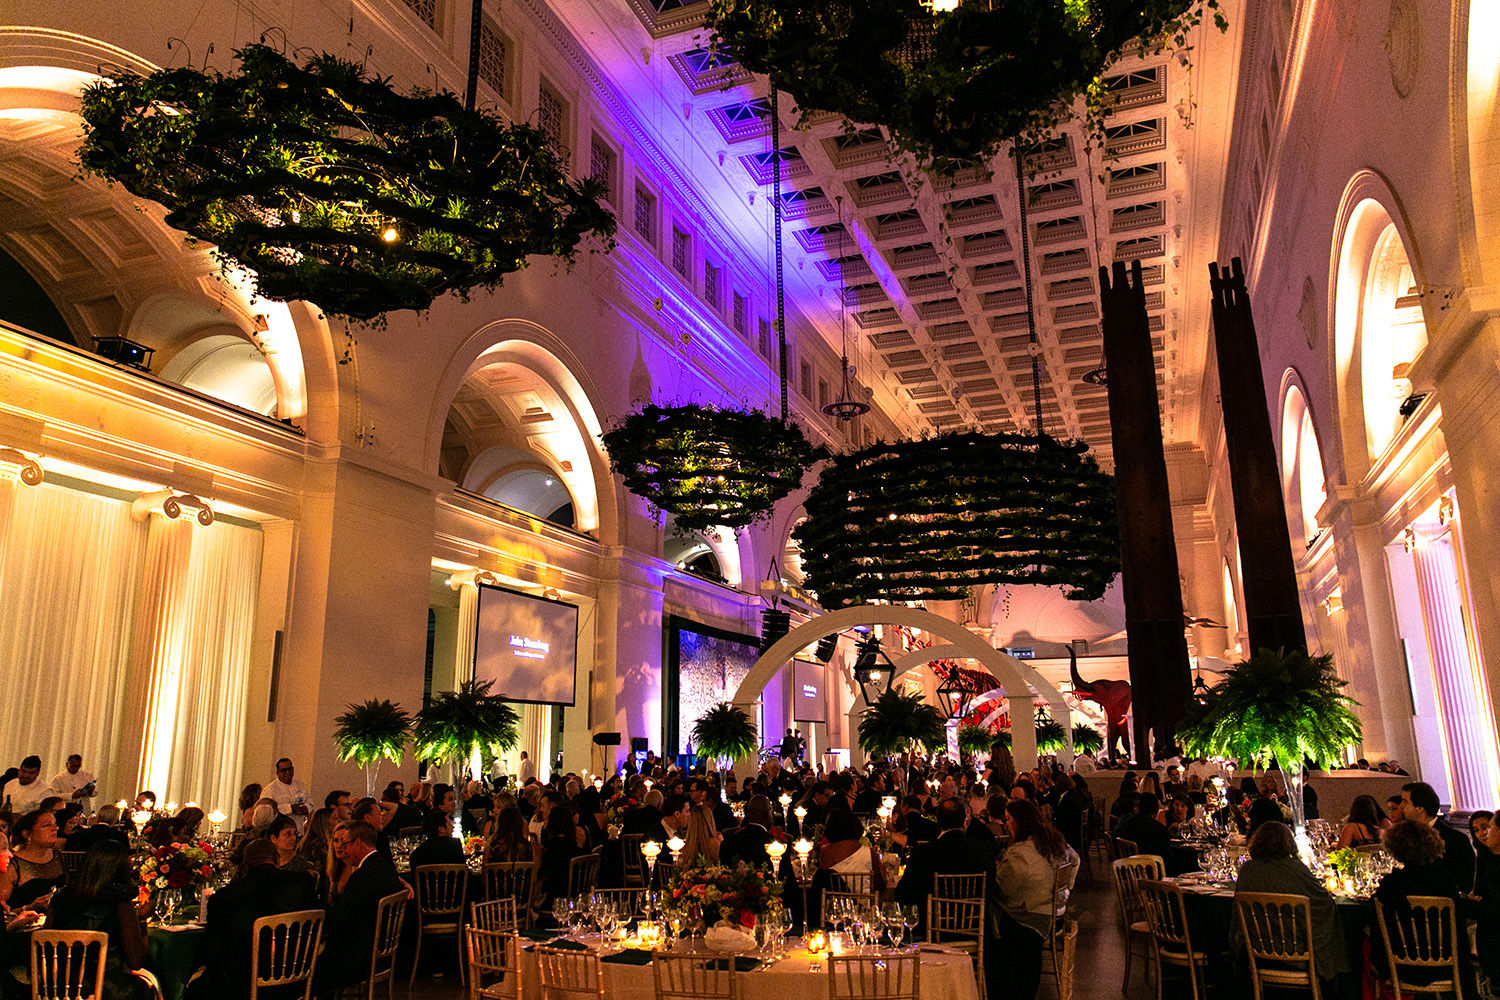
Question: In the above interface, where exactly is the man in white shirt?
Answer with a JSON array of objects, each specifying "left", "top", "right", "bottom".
[
  {"left": 3, "top": 756, "right": 51, "bottom": 814},
  {"left": 264, "top": 758, "right": 312, "bottom": 824},
  {"left": 50, "top": 754, "right": 97, "bottom": 806},
  {"left": 518, "top": 750, "right": 537, "bottom": 786}
]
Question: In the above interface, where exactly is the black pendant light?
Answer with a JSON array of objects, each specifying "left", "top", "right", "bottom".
[{"left": 822, "top": 197, "right": 870, "bottom": 421}]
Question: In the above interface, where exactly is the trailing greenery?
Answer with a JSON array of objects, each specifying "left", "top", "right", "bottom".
[
  {"left": 1176, "top": 648, "right": 1361, "bottom": 771},
  {"left": 332, "top": 699, "right": 411, "bottom": 767},
  {"left": 708, "top": 0, "right": 1224, "bottom": 172},
  {"left": 413, "top": 679, "right": 521, "bottom": 776},
  {"left": 858, "top": 688, "right": 944, "bottom": 759},
  {"left": 602, "top": 403, "right": 826, "bottom": 532},
  {"left": 796, "top": 432, "right": 1120, "bottom": 608},
  {"left": 1071, "top": 723, "right": 1105, "bottom": 755},
  {"left": 690, "top": 703, "right": 760, "bottom": 761},
  {"left": 955, "top": 723, "right": 995, "bottom": 757},
  {"left": 78, "top": 45, "right": 615, "bottom": 322}
]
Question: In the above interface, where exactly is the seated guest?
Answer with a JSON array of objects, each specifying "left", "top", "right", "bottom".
[
  {"left": 55, "top": 805, "right": 84, "bottom": 843},
  {"left": 1469, "top": 811, "right": 1494, "bottom": 852},
  {"left": 320, "top": 822, "right": 407, "bottom": 992},
  {"left": 350, "top": 797, "right": 393, "bottom": 860},
  {"left": 1, "top": 757, "right": 51, "bottom": 815},
  {"left": 408, "top": 809, "right": 465, "bottom": 869},
  {"left": 0, "top": 808, "right": 63, "bottom": 907},
  {"left": 151, "top": 806, "right": 205, "bottom": 848},
  {"left": 895, "top": 799, "right": 995, "bottom": 932},
  {"left": 297, "top": 807, "right": 334, "bottom": 869},
  {"left": 535, "top": 807, "right": 584, "bottom": 911},
  {"left": 1115, "top": 793, "right": 1179, "bottom": 871},
  {"left": 890, "top": 795, "right": 938, "bottom": 848},
  {"left": 237, "top": 783, "right": 262, "bottom": 831},
  {"left": 720, "top": 795, "right": 776, "bottom": 870},
  {"left": 1165, "top": 796, "right": 1195, "bottom": 838},
  {"left": 680, "top": 803, "right": 721, "bottom": 866},
  {"left": 1215, "top": 789, "right": 1251, "bottom": 835},
  {"left": 1248, "top": 793, "right": 1288, "bottom": 833},
  {"left": 190, "top": 839, "right": 323, "bottom": 1000},
  {"left": 65, "top": 804, "right": 130, "bottom": 853},
  {"left": 1335, "top": 795, "right": 1385, "bottom": 849},
  {"left": 1372, "top": 820, "right": 1478, "bottom": 998},
  {"left": 1471, "top": 821, "right": 1500, "bottom": 989},
  {"left": 1385, "top": 794, "right": 1404, "bottom": 827},
  {"left": 1403, "top": 781, "right": 1476, "bottom": 893},
  {"left": 462, "top": 780, "right": 491, "bottom": 836},
  {"left": 382, "top": 786, "right": 422, "bottom": 836},
  {"left": 991, "top": 799, "right": 1079, "bottom": 1000},
  {"left": 1051, "top": 774, "right": 1086, "bottom": 852},
  {"left": 1111, "top": 792, "right": 1141, "bottom": 834},
  {"left": 817, "top": 808, "right": 886, "bottom": 890},
  {"left": 484, "top": 806, "right": 532, "bottom": 865},
  {"left": 49, "top": 842, "right": 149, "bottom": 1000},
  {"left": 266, "top": 814, "right": 315, "bottom": 874},
  {"left": 1230, "top": 822, "right": 1349, "bottom": 982}
]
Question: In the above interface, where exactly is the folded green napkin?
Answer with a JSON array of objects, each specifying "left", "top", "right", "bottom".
[
  {"left": 519, "top": 928, "right": 559, "bottom": 941},
  {"left": 702, "top": 957, "right": 762, "bottom": 972},
  {"left": 601, "top": 949, "right": 655, "bottom": 966},
  {"left": 525, "top": 938, "right": 590, "bottom": 952}
]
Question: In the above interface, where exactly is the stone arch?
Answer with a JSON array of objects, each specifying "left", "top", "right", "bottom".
[
  {"left": 731, "top": 606, "right": 1070, "bottom": 770},
  {"left": 1277, "top": 370, "right": 1329, "bottom": 549},
  {"left": 1328, "top": 172, "right": 1428, "bottom": 484},
  {"left": 427, "top": 321, "right": 618, "bottom": 540}
]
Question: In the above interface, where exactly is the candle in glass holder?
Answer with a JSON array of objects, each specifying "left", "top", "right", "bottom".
[
  {"left": 131, "top": 810, "right": 152, "bottom": 830},
  {"left": 207, "top": 810, "right": 227, "bottom": 836},
  {"left": 667, "top": 834, "right": 686, "bottom": 865},
  {"left": 115, "top": 800, "right": 128, "bottom": 811},
  {"left": 767, "top": 840, "right": 787, "bottom": 871},
  {"left": 644, "top": 778, "right": 653, "bottom": 790},
  {"left": 806, "top": 929, "right": 828, "bottom": 954},
  {"left": 778, "top": 793, "right": 792, "bottom": 810},
  {"left": 794, "top": 805, "right": 807, "bottom": 826},
  {"left": 881, "top": 796, "right": 897, "bottom": 812},
  {"left": 594, "top": 776, "right": 604, "bottom": 791},
  {"left": 164, "top": 801, "right": 178, "bottom": 815},
  {"left": 877, "top": 805, "right": 892, "bottom": 823}
]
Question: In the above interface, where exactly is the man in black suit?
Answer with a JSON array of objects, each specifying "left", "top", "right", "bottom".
[
  {"left": 408, "top": 809, "right": 465, "bottom": 869},
  {"left": 623, "top": 789, "right": 664, "bottom": 837},
  {"left": 321, "top": 821, "right": 409, "bottom": 991},
  {"left": 897, "top": 795, "right": 939, "bottom": 847},
  {"left": 190, "top": 839, "right": 323, "bottom": 999},
  {"left": 894, "top": 799, "right": 997, "bottom": 933},
  {"left": 1115, "top": 792, "right": 1188, "bottom": 874},
  {"left": 382, "top": 786, "right": 422, "bottom": 837},
  {"left": 720, "top": 795, "right": 778, "bottom": 871},
  {"left": 63, "top": 804, "right": 130, "bottom": 853},
  {"left": 1402, "top": 781, "right": 1476, "bottom": 892}
]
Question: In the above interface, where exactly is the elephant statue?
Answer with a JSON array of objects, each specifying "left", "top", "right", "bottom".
[{"left": 1069, "top": 647, "right": 1132, "bottom": 761}]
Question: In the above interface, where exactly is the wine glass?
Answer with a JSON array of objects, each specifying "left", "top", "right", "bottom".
[
  {"left": 885, "top": 909, "right": 905, "bottom": 951},
  {"left": 552, "top": 897, "right": 572, "bottom": 936},
  {"left": 155, "top": 888, "right": 180, "bottom": 925},
  {"left": 569, "top": 896, "right": 590, "bottom": 938},
  {"left": 902, "top": 905, "right": 920, "bottom": 949}
]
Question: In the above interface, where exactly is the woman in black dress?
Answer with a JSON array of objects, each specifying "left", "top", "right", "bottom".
[{"left": 48, "top": 842, "right": 150, "bottom": 1000}]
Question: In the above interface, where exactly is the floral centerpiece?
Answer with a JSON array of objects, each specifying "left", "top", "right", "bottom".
[
  {"left": 463, "top": 836, "right": 486, "bottom": 859},
  {"left": 1327, "top": 848, "right": 1362, "bottom": 878},
  {"left": 138, "top": 840, "right": 216, "bottom": 895},
  {"left": 667, "top": 859, "right": 783, "bottom": 935}
]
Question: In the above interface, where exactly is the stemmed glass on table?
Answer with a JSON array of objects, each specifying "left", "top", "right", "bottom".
[
  {"left": 552, "top": 897, "right": 573, "bottom": 937},
  {"left": 881, "top": 903, "right": 906, "bottom": 951}
]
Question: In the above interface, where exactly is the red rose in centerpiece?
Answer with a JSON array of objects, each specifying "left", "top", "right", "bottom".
[{"left": 739, "top": 909, "right": 755, "bottom": 929}]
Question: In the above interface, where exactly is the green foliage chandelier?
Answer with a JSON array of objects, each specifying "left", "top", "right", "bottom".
[
  {"left": 796, "top": 432, "right": 1120, "bottom": 608},
  {"left": 602, "top": 403, "right": 825, "bottom": 532},
  {"left": 708, "top": 0, "right": 1222, "bottom": 170},
  {"left": 78, "top": 45, "right": 616, "bottom": 321}
]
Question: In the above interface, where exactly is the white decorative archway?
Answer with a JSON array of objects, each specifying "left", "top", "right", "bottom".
[{"left": 731, "top": 606, "right": 1070, "bottom": 770}]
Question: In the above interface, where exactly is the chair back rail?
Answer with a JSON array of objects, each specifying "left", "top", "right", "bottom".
[
  {"left": 1235, "top": 891, "right": 1321, "bottom": 1000},
  {"left": 535, "top": 944, "right": 605, "bottom": 1000},
  {"left": 827, "top": 954, "right": 920, "bottom": 1000},
  {"left": 30, "top": 930, "right": 108, "bottom": 1000},
  {"left": 468, "top": 928, "right": 521, "bottom": 1000},
  {"left": 250, "top": 909, "right": 324, "bottom": 1000},
  {"left": 1375, "top": 896, "right": 1464, "bottom": 995},
  {"left": 652, "top": 951, "right": 738, "bottom": 1000}
]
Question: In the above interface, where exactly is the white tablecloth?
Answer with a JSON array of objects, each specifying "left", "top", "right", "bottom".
[{"left": 515, "top": 943, "right": 980, "bottom": 1000}]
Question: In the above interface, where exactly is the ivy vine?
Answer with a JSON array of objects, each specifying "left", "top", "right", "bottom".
[
  {"left": 601, "top": 403, "right": 826, "bottom": 533},
  {"left": 795, "top": 432, "right": 1120, "bottom": 608},
  {"left": 77, "top": 45, "right": 616, "bottom": 322},
  {"left": 708, "top": 0, "right": 1224, "bottom": 172}
]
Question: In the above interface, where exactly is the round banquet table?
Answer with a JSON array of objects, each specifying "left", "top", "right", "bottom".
[
  {"left": 514, "top": 939, "right": 981, "bottom": 1000},
  {"left": 1166, "top": 875, "right": 1373, "bottom": 1000},
  {"left": 147, "top": 921, "right": 205, "bottom": 1000}
]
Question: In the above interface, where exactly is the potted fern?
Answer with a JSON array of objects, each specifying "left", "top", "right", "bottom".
[
  {"left": 1071, "top": 724, "right": 1105, "bottom": 756},
  {"left": 332, "top": 699, "right": 412, "bottom": 797},
  {"left": 413, "top": 679, "right": 521, "bottom": 783},
  {"left": 956, "top": 723, "right": 996, "bottom": 759},
  {"left": 1177, "top": 648, "right": 1361, "bottom": 833},
  {"left": 859, "top": 688, "right": 944, "bottom": 761},
  {"left": 690, "top": 703, "right": 760, "bottom": 768}
]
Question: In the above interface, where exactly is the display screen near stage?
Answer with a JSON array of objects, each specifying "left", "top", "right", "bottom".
[
  {"left": 473, "top": 584, "right": 579, "bottom": 705},
  {"left": 793, "top": 659, "right": 826, "bottom": 723}
]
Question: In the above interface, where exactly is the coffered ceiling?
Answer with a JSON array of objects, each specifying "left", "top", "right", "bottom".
[{"left": 551, "top": 0, "right": 1247, "bottom": 463}]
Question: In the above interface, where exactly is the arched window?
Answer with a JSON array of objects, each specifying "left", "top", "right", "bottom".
[{"left": 1279, "top": 383, "right": 1327, "bottom": 547}]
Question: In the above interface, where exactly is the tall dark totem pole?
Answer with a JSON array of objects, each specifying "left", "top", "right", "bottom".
[
  {"left": 1208, "top": 258, "right": 1307, "bottom": 655},
  {"left": 1100, "top": 260, "right": 1193, "bottom": 760}
]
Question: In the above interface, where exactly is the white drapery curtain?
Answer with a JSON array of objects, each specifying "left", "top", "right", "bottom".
[
  {"left": 0, "top": 479, "right": 262, "bottom": 809},
  {"left": 0, "top": 481, "right": 145, "bottom": 802}
]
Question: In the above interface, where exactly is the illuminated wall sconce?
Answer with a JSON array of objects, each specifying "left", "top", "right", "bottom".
[
  {"left": 1438, "top": 495, "right": 1455, "bottom": 526},
  {"left": 1403, "top": 526, "right": 1417, "bottom": 553},
  {"left": 0, "top": 448, "right": 44, "bottom": 486},
  {"left": 131, "top": 489, "right": 214, "bottom": 525},
  {"left": 1322, "top": 589, "right": 1343, "bottom": 615},
  {"left": 542, "top": 587, "right": 562, "bottom": 601},
  {"left": 447, "top": 568, "right": 500, "bottom": 590}
]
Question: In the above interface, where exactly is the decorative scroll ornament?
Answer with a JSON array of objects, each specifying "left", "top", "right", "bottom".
[
  {"left": 78, "top": 45, "right": 615, "bottom": 322},
  {"left": 796, "top": 431, "right": 1120, "bottom": 608},
  {"left": 601, "top": 404, "right": 825, "bottom": 532},
  {"left": 708, "top": 0, "right": 1224, "bottom": 170}
]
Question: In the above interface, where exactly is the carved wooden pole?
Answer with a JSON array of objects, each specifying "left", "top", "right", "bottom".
[
  {"left": 1208, "top": 258, "right": 1307, "bottom": 655},
  {"left": 1100, "top": 260, "right": 1192, "bottom": 761}
]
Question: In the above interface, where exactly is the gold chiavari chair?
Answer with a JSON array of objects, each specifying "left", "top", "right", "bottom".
[
  {"left": 826, "top": 954, "right": 920, "bottom": 1000},
  {"left": 410, "top": 864, "right": 470, "bottom": 986},
  {"left": 1112, "top": 854, "right": 1165, "bottom": 991},
  {"left": 652, "top": 951, "right": 739, "bottom": 1000},
  {"left": 467, "top": 928, "right": 521, "bottom": 1000},
  {"left": 1236, "top": 891, "right": 1323, "bottom": 1000},
  {"left": 1138, "top": 880, "right": 1211, "bottom": 1000},
  {"left": 249, "top": 909, "right": 324, "bottom": 1000},
  {"left": 30, "top": 930, "right": 107, "bottom": 1000},
  {"left": 535, "top": 944, "right": 605, "bottom": 1000},
  {"left": 1374, "top": 896, "right": 1467, "bottom": 1000}
]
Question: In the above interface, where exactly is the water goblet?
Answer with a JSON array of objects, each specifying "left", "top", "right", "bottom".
[
  {"left": 902, "top": 905, "right": 920, "bottom": 949},
  {"left": 552, "top": 897, "right": 572, "bottom": 935}
]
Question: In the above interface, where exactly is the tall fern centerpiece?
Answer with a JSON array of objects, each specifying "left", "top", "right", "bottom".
[
  {"left": 690, "top": 703, "right": 759, "bottom": 769},
  {"left": 333, "top": 699, "right": 412, "bottom": 797},
  {"left": 1177, "top": 648, "right": 1361, "bottom": 835},
  {"left": 413, "top": 679, "right": 521, "bottom": 783},
  {"left": 859, "top": 688, "right": 944, "bottom": 761}
]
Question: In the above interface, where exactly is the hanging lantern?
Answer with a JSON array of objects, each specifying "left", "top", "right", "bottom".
[{"left": 602, "top": 404, "right": 825, "bottom": 532}]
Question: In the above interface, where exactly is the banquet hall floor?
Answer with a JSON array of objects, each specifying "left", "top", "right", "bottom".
[{"left": 404, "top": 860, "right": 1148, "bottom": 1000}]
